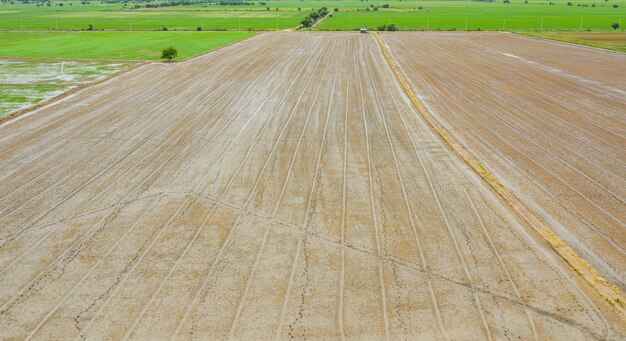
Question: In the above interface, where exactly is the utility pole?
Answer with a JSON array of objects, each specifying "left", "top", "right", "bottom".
[
  {"left": 129, "top": 17, "right": 132, "bottom": 30},
  {"left": 202, "top": 18, "right": 204, "bottom": 30},
  {"left": 502, "top": 18, "right": 506, "bottom": 30},
  {"left": 427, "top": 17, "right": 429, "bottom": 30},
  {"left": 579, "top": 17, "right": 583, "bottom": 30},
  {"left": 540, "top": 17, "right": 543, "bottom": 30},
  {"left": 465, "top": 17, "right": 468, "bottom": 30},
  {"left": 56, "top": 18, "right": 58, "bottom": 30},
  {"left": 20, "top": 17, "right": 23, "bottom": 30}
]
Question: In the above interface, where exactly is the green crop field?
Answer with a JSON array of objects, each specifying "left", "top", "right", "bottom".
[
  {"left": 0, "top": 0, "right": 624, "bottom": 31},
  {"left": 0, "top": 31, "right": 255, "bottom": 60},
  {"left": 317, "top": 0, "right": 626, "bottom": 31},
  {"left": 0, "top": 1, "right": 301, "bottom": 30}
]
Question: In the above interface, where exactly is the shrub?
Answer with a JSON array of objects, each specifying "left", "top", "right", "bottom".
[
  {"left": 197, "top": 26, "right": 202, "bottom": 31},
  {"left": 382, "top": 3, "right": 389, "bottom": 8},
  {"left": 377, "top": 24, "right": 398, "bottom": 31},
  {"left": 333, "top": 7, "right": 338, "bottom": 11},
  {"left": 162, "top": 26, "right": 168, "bottom": 31},
  {"left": 611, "top": 22, "right": 620, "bottom": 29},
  {"left": 87, "top": 24, "right": 94, "bottom": 31}
]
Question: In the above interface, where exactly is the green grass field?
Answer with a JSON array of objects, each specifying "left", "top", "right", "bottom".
[
  {"left": 317, "top": 1, "right": 626, "bottom": 31},
  {"left": 1, "top": 0, "right": 624, "bottom": 31},
  {"left": 0, "top": 31, "right": 255, "bottom": 60},
  {"left": 521, "top": 31, "right": 626, "bottom": 51},
  {"left": 0, "top": 1, "right": 301, "bottom": 30}
]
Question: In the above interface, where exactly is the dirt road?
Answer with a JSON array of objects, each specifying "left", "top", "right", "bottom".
[
  {"left": 383, "top": 32, "right": 626, "bottom": 293},
  {"left": 0, "top": 32, "right": 623, "bottom": 340}
]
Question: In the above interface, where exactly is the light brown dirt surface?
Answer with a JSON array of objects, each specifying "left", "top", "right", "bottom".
[
  {"left": 0, "top": 32, "right": 624, "bottom": 340},
  {"left": 382, "top": 32, "right": 626, "bottom": 293}
]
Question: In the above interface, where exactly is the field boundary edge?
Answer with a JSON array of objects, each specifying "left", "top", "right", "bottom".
[
  {"left": 372, "top": 31, "right": 626, "bottom": 318},
  {"left": 0, "top": 32, "right": 259, "bottom": 126},
  {"left": 513, "top": 32, "right": 626, "bottom": 55},
  {"left": 178, "top": 32, "right": 260, "bottom": 63}
]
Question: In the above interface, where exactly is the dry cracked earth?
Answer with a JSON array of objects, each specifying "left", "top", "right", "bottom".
[{"left": 0, "top": 32, "right": 624, "bottom": 340}]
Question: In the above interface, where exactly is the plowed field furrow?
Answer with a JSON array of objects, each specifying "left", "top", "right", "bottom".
[
  {"left": 0, "top": 32, "right": 623, "bottom": 340},
  {"left": 383, "top": 32, "right": 626, "bottom": 291}
]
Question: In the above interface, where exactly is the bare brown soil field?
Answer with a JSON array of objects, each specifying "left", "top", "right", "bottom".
[
  {"left": 382, "top": 32, "right": 626, "bottom": 293},
  {"left": 0, "top": 32, "right": 623, "bottom": 339}
]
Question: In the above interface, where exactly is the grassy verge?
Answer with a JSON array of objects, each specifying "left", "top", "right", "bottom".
[
  {"left": 519, "top": 31, "right": 626, "bottom": 52},
  {"left": 0, "top": 31, "right": 255, "bottom": 60}
]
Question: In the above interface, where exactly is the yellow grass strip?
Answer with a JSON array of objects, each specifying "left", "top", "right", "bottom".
[{"left": 373, "top": 31, "right": 625, "bottom": 318}]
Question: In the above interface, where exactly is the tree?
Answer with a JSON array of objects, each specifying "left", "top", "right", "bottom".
[
  {"left": 300, "top": 17, "right": 313, "bottom": 27},
  {"left": 161, "top": 47, "right": 177, "bottom": 61},
  {"left": 87, "top": 23, "right": 94, "bottom": 31},
  {"left": 612, "top": 22, "right": 620, "bottom": 30},
  {"left": 309, "top": 11, "right": 320, "bottom": 20}
]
